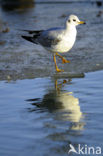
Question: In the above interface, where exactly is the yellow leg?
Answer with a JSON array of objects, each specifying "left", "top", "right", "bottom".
[
  {"left": 55, "top": 80, "right": 60, "bottom": 93},
  {"left": 55, "top": 80, "right": 58, "bottom": 90},
  {"left": 53, "top": 54, "right": 64, "bottom": 72},
  {"left": 56, "top": 52, "right": 70, "bottom": 64}
]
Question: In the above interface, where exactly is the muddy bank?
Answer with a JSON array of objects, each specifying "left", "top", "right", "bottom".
[{"left": 0, "top": 1, "right": 103, "bottom": 80}]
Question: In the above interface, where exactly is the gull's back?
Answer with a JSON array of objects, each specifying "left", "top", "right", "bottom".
[{"left": 37, "top": 27, "right": 64, "bottom": 49}]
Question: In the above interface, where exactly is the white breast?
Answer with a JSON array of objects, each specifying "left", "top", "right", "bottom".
[{"left": 51, "top": 26, "right": 77, "bottom": 53}]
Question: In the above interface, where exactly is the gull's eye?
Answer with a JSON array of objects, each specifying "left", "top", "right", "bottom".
[
  {"left": 68, "top": 20, "right": 70, "bottom": 23},
  {"left": 73, "top": 19, "right": 76, "bottom": 22}
]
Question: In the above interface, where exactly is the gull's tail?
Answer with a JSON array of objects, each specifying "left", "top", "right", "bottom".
[
  {"left": 19, "top": 29, "right": 43, "bottom": 34},
  {"left": 21, "top": 30, "right": 43, "bottom": 44},
  {"left": 22, "top": 36, "right": 38, "bottom": 44},
  {"left": 22, "top": 36, "right": 33, "bottom": 42}
]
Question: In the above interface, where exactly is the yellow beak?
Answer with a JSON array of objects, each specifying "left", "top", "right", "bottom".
[{"left": 78, "top": 21, "right": 86, "bottom": 24}]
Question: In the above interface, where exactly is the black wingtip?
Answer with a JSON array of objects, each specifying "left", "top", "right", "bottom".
[
  {"left": 22, "top": 35, "right": 33, "bottom": 42},
  {"left": 21, "top": 35, "right": 38, "bottom": 44}
]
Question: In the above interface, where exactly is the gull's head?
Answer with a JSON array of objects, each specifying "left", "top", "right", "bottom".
[{"left": 66, "top": 14, "right": 85, "bottom": 27}]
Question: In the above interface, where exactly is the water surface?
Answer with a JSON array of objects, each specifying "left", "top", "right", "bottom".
[{"left": 0, "top": 70, "right": 103, "bottom": 156}]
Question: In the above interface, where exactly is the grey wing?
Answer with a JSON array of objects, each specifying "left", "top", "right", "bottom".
[{"left": 37, "top": 29, "right": 62, "bottom": 48}]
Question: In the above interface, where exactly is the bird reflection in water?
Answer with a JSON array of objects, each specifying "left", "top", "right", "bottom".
[{"left": 27, "top": 78, "right": 85, "bottom": 131}]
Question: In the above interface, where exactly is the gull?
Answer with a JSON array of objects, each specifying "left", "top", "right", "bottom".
[{"left": 22, "top": 14, "right": 85, "bottom": 72}]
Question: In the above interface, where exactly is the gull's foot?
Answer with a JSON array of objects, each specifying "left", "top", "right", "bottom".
[
  {"left": 62, "top": 58, "right": 70, "bottom": 64},
  {"left": 56, "top": 68, "right": 64, "bottom": 72}
]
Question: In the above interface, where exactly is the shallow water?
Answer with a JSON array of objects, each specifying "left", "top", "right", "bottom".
[{"left": 0, "top": 70, "right": 103, "bottom": 156}]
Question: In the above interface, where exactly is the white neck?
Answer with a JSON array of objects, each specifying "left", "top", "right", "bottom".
[
  {"left": 65, "top": 24, "right": 77, "bottom": 37},
  {"left": 66, "top": 23, "right": 76, "bottom": 30}
]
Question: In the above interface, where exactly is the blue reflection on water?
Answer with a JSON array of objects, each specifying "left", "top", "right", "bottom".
[{"left": 0, "top": 71, "right": 103, "bottom": 156}]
